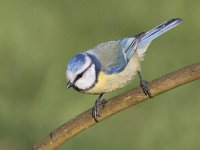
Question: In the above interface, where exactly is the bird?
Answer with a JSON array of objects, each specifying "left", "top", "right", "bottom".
[{"left": 66, "top": 18, "right": 182, "bottom": 121}]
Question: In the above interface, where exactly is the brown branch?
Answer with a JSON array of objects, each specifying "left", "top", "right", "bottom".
[{"left": 34, "top": 62, "right": 200, "bottom": 150}]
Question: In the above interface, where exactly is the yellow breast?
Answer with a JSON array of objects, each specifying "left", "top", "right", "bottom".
[{"left": 85, "top": 52, "right": 141, "bottom": 94}]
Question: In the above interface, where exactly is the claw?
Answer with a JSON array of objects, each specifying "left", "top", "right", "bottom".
[
  {"left": 137, "top": 71, "right": 152, "bottom": 98},
  {"left": 140, "top": 80, "right": 152, "bottom": 98},
  {"left": 92, "top": 94, "right": 106, "bottom": 122}
]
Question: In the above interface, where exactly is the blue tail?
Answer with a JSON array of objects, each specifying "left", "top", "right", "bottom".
[{"left": 138, "top": 18, "right": 183, "bottom": 48}]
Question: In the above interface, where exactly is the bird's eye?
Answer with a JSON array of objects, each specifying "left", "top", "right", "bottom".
[
  {"left": 73, "top": 72, "right": 84, "bottom": 84},
  {"left": 77, "top": 72, "right": 83, "bottom": 79}
]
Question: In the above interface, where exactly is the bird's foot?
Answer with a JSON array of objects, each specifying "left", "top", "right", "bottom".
[
  {"left": 92, "top": 96, "right": 106, "bottom": 122},
  {"left": 140, "top": 79, "right": 152, "bottom": 98},
  {"left": 137, "top": 71, "right": 152, "bottom": 98}
]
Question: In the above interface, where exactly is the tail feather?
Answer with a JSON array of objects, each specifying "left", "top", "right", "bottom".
[
  {"left": 138, "top": 18, "right": 183, "bottom": 49},
  {"left": 136, "top": 18, "right": 182, "bottom": 59}
]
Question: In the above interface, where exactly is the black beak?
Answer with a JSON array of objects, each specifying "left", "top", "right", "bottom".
[{"left": 66, "top": 81, "right": 73, "bottom": 88}]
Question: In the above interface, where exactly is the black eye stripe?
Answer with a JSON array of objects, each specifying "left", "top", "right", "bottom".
[
  {"left": 72, "top": 62, "right": 93, "bottom": 85},
  {"left": 77, "top": 73, "right": 83, "bottom": 78}
]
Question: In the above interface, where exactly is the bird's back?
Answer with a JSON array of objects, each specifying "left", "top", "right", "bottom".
[{"left": 86, "top": 37, "right": 139, "bottom": 74}]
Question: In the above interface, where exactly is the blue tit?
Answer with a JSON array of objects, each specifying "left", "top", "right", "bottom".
[{"left": 66, "top": 18, "right": 182, "bottom": 121}]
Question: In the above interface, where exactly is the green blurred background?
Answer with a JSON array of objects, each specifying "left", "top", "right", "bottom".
[{"left": 0, "top": 0, "right": 200, "bottom": 149}]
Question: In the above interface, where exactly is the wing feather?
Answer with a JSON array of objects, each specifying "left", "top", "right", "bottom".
[{"left": 86, "top": 37, "right": 138, "bottom": 74}]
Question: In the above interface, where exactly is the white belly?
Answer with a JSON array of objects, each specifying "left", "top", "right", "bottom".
[{"left": 85, "top": 52, "right": 141, "bottom": 94}]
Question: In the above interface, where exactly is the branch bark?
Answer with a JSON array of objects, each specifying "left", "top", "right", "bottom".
[{"left": 34, "top": 62, "right": 200, "bottom": 150}]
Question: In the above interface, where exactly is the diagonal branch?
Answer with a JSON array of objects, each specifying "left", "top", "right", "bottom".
[{"left": 34, "top": 62, "right": 200, "bottom": 150}]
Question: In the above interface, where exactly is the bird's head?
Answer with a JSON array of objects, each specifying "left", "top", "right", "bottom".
[{"left": 66, "top": 53, "right": 100, "bottom": 91}]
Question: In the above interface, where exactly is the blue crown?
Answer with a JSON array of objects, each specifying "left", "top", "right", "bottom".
[{"left": 67, "top": 53, "right": 86, "bottom": 72}]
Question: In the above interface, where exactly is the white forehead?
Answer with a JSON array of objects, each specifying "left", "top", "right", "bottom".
[{"left": 66, "top": 53, "right": 92, "bottom": 82}]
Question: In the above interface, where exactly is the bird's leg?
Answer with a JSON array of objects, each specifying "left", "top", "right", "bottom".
[
  {"left": 92, "top": 93, "right": 106, "bottom": 122},
  {"left": 137, "top": 71, "right": 152, "bottom": 98}
]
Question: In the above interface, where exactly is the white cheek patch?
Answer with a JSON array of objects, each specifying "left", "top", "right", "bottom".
[{"left": 75, "top": 64, "right": 96, "bottom": 90}]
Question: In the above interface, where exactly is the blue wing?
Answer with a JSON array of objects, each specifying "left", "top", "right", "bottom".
[{"left": 86, "top": 37, "right": 139, "bottom": 74}]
